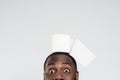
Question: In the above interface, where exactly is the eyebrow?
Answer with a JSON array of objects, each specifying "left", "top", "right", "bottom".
[
  {"left": 62, "top": 62, "right": 71, "bottom": 66},
  {"left": 47, "top": 62, "right": 54, "bottom": 66}
]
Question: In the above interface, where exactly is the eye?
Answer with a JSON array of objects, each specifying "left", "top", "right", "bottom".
[
  {"left": 48, "top": 69, "right": 56, "bottom": 74},
  {"left": 63, "top": 68, "right": 70, "bottom": 73}
]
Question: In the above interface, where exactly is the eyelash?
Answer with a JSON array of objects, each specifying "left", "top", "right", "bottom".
[
  {"left": 63, "top": 68, "right": 70, "bottom": 73},
  {"left": 48, "top": 69, "right": 56, "bottom": 74}
]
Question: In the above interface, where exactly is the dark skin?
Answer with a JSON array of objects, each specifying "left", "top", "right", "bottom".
[{"left": 44, "top": 54, "right": 79, "bottom": 80}]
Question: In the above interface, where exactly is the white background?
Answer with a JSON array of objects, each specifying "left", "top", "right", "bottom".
[{"left": 0, "top": 0, "right": 120, "bottom": 80}]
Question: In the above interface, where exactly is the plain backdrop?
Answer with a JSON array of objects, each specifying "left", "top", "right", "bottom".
[{"left": 0, "top": 0, "right": 120, "bottom": 80}]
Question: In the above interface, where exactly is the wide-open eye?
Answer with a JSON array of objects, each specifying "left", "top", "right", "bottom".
[
  {"left": 63, "top": 68, "right": 70, "bottom": 73},
  {"left": 48, "top": 69, "right": 56, "bottom": 74}
]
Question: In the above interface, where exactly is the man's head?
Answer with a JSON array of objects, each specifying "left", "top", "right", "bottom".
[{"left": 44, "top": 52, "right": 79, "bottom": 80}]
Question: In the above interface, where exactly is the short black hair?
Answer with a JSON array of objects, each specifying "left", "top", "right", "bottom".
[{"left": 44, "top": 52, "right": 77, "bottom": 71}]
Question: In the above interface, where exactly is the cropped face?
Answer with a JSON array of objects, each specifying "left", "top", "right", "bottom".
[{"left": 44, "top": 54, "right": 79, "bottom": 80}]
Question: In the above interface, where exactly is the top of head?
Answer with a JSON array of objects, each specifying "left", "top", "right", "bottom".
[{"left": 44, "top": 52, "right": 77, "bottom": 71}]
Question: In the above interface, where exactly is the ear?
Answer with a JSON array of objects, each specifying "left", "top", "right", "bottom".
[
  {"left": 43, "top": 72, "right": 45, "bottom": 80},
  {"left": 76, "top": 71, "right": 79, "bottom": 80},
  {"left": 43, "top": 72, "right": 45, "bottom": 76}
]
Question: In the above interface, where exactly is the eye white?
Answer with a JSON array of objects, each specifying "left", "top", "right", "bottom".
[
  {"left": 63, "top": 69, "right": 70, "bottom": 73},
  {"left": 48, "top": 69, "right": 55, "bottom": 74}
]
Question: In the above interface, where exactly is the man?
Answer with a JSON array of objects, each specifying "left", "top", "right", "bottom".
[{"left": 43, "top": 52, "right": 79, "bottom": 80}]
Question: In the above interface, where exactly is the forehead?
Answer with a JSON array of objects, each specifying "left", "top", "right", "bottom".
[{"left": 45, "top": 54, "right": 74, "bottom": 66}]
